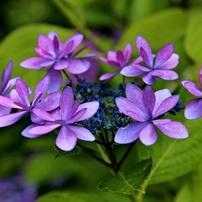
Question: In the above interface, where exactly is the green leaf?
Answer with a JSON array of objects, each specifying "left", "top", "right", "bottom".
[
  {"left": 0, "top": 23, "right": 75, "bottom": 90},
  {"left": 135, "top": 118, "right": 202, "bottom": 187},
  {"left": 36, "top": 190, "right": 128, "bottom": 202},
  {"left": 117, "top": 8, "right": 187, "bottom": 51},
  {"left": 184, "top": 12, "right": 202, "bottom": 64},
  {"left": 97, "top": 159, "right": 152, "bottom": 195},
  {"left": 175, "top": 164, "right": 202, "bottom": 202}
]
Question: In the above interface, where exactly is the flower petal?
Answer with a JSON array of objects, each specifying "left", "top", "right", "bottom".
[
  {"left": 151, "top": 70, "right": 178, "bottom": 80},
  {"left": 22, "top": 124, "right": 44, "bottom": 138},
  {"left": 54, "top": 60, "right": 69, "bottom": 70},
  {"left": 56, "top": 126, "right": 77, "bottom": 151},
  {"left": 46, "top": 68, "right": 63, "bottom": 93},
  {"left": 33, "top": 75, "right": 50, "bottom": 105},
  {"left": 68, "top": 125, "right": 95, "bottom": 141},
  {"left": 0, "top": 95, "right": 21, "bottom": 109},
  {"left": 123, "top": 43, "right": 132, "bottom": 63},
  {"left": 16, "top": 79, "right": 30, "bottom": 107},
  {"left": 0, "top": 105, "right": 11, "bottom": 116},
  {"left": 38, "top": 34, "right": 54, "bottom": 56},
  {"left": 64, "top": 33, "right": 83, "bottom": 54},
  {"left": 68, "top": 108, "right": 87, "bottom": 124},
  {"left": 66, "top": 59, "right": 89, "bottom": 74},
  {"left": 120, "top": 65, "right": 144, "bottom": 77},
  {"left": 154, "top": 119, "right": 188, "bottom": 139},
  {"left": 154, "top": 44, "right": 173, "bottom": 68},
  {"left": 139, "top": 123, "right": 158, "bottom": 145},
  {"left": 99, "top": 71, "right": 119, "bottom": 81},
  {"left": 160, "top": 53, "right": 179, "bottom": 69},
  {"left": 142, "top": 72, "right": 157, "bottom": 85},
  {"left": 76, "top": 101, "right": 99, "bottom": 121},
  {"left": 0, "top": 111, "right": 27, "bottom": 127},
  {"left": 125, "top": 83, "right": 146, "bottom": 113},
  {"left": 32, "top": 108, "right": 56, "bottom": 122},
  {"left": 60, "top": 86, "right": 74, "bottom": 120},
  {"left": 153, "top": 89, "right": 172, "bottom": 113},
  {"left": 115, "top": 97, "right": 147, "bottom": 121},
  {"left": 28, "top": 122, "right": 60, "bottom": 135},
  {"left": 143, "top": 86, "right": 155, "bottom": 116},
  {"left": 182, "top": 80, "right": 202, "bottom": 97},
  {"left": 38, "top": 92, "right": 61, "bottom": 111},
  {"left": 136, "top": 35, "right": 153, "bottom": 67},
  {"left": 20, "top": 57, "right": 48, "bottom": 69},
  {"left": 184, "top": 98, "right": 202, "bottom": 120},
  {"left": 114, "top": 122, "right": 147, "bottom": 144},
  {"left": 153, "top": 95, "right": 179, "bottom": 118}
]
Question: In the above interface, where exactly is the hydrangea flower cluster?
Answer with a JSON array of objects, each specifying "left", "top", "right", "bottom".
[{"left": 0, "top": 31, "right": 199, "bottom": 154}]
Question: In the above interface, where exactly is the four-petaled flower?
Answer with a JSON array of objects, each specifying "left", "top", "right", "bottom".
[
  {"left": 0, "top": 75, "right": 61, "bottom": 127},
  {"left": 99, "top": 43, "right": 133, "bottom": 80},
  {"left": 182, "top": 67, "right": 202, "bottom": 120},
  {"left": 121, "top": 35, "right": 179, "bottom": 84},
  {"left": 114, "top": 83, "right": 188, "bottom": 145},
  {"left": 20, "top": 32, "right": 95, "bottom": 92},
  {"left": 22, "top": 86, "right": 99, "bottom": 151}
]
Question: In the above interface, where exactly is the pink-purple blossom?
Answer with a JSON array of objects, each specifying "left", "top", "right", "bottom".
[
  {"left": 0, "top": 75, "right": 61, "bottom": 127},
  {"left": 20, "top": 32, "right": 95, "bottom": 91},
  {"left": 120, "top": 35, "right": 179, "bottom": 84},
  {"left": 99, "top": 43, "right": 133, "bottom": 80},
  {"left": 22, "top": 86, "right": 99, "bottom": 151},
  {"left": 114, "top": 83, "right": 188, "bottom": 145},
  {"left": 182, "top": 67, "right": 202, "bottom": 120}
]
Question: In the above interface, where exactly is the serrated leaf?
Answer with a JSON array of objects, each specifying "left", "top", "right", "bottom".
[
  {"left": 97, "top": 159, "right": 152, "bottom": 195},
  {"left": 184, "top": 12, "right": 202, "bottom": 64},
  {"left": 135, "top": 118, "right": 202, "bottom": 187},
  {"left": 0, "top": 23, "right": 75, "bottom": 90},
  {"left": 117, "top": 8, "right": 187, "bottom": 51}
]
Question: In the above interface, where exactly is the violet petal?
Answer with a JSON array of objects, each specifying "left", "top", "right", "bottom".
[
  {"left": 56, "top": 126, "right": 77, "bottom": 151},
  {"left": 154, "top": 119, "right": 188, "bottom": 139},
  {"left": 139, "top": 123, "right": 158, "bottom": 145},
  {"left": 184, "top": 98, "right": 202, "bottom": 120},
  {"left": 0, "top": 111, "right": 27, "bottom": 127},
  {"left": 182, "top": 80, "right": 202, "bottom": 97},
  {"left": 68, "top": 125, "right": 95, "bottom": 141},
  {"left": 154, "top": 44, "right": 173, "bottom": 68},
  {"left": 76, "top": 101, "right": 99, "bottom": 121},
  {"left": 99, "top": 71, "right": 119, "bottom": 81},
  {"left": 115, "top": 122, "right": 147, "bottom": 144},
  {"left": 153, "top": 95, "right": 179, "bottom": 118}
]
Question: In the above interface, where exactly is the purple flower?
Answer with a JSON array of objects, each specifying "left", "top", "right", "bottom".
[
  {"left": 121, "top": 35, "right": 179, "bottom": 84},
  {"left": 182, "top": 67, "right": 202, "bottom": 120},
  {"left": 0, "top": 75, "right": 61, "bottom": 127},
  {"left": 22, "top": 86, "right": 99, "bottom": 151},
  {"left": 99, "top": 43, "right": 133, "bottom": 80},
  {"left": 20, "top": 32, "right": 95, "bottom": 91},
  {"left": 0, "top": 61, "right": 18, "bottom": 116},
  {"left": 114, "top": 83, "right": 188, "bottom": 145}
]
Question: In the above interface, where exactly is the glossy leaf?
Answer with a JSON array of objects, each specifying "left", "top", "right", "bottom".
[{"left": 97, "top": 159, "right": 152, "bottom": 195}]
